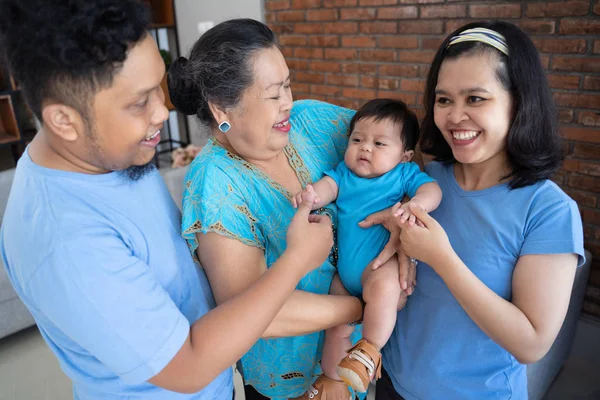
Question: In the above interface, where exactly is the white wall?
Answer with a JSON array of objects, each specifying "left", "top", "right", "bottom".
[{"left": 174, "top": 0, "right": 264, "bottom": 145}]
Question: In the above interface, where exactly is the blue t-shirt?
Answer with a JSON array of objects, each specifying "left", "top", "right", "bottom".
[
  {"left": 181, "top": 100, "right": 354, "bottom": 399},
  {"left": 325, "top": 161, "right": 434, "bottom": 296},
  {"left": 382, "top": 161, "right": 585, "bottom": 400},
  {"left": 0, "top": 151, "right": 233, "bottom": 400}
]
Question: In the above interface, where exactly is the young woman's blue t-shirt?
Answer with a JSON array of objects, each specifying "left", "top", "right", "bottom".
[{"left": 382, "top": 161, "right": 585, "bottom": 400}]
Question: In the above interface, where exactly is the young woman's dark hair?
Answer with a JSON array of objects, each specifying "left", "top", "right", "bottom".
[
  {"left": 168, "top": 19, "right": 278, "bottom": 126},
  {"left": 0, "top": 0, "right": 149, "bottom": 124},
  {"left": 349, "top": 99, "right": 420, "bottom": 151},
  {"left": 420, "top": 21, "right": 562, "bottom": 189}
]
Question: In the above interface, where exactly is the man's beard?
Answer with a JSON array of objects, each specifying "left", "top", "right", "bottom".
[{"left": 120, "top": 162, "right": 156, "bottom": 181}]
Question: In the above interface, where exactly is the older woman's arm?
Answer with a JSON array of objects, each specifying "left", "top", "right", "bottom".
[{"left": 197, "top": 231, "right": 363, "bottom": 338}]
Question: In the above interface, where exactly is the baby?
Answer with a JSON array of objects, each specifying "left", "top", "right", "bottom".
[{"left": 293, "top": 99, "right": 442, "bottom": 397}]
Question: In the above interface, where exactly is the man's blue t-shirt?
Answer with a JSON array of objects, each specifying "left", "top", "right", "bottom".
[
  {"left": 0, "top": 151, "right": 233, "bottom": 399},
  {"left": 325, "top": 161, "right": 434, "bottom": 296},
  {"left": 382, "top": 161, "right": 585, "bottom": 400}
]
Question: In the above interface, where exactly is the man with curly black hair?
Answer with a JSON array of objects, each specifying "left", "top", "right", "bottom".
[{"left": 0, "top": 1, "right": 335, "bottom": 399}]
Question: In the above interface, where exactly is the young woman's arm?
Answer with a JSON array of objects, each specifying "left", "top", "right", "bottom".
[
  {"left": 196, "top": 228, "right": 363, "bottom": 338},
  {"left": 400, "top": 205, "right": 578, "bottom": 363}
]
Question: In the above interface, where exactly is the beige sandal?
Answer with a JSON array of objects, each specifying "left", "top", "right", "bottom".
[
  {"left": 336, "top": 339, "right": 382, "bottom": 393},
  {"left": 292, "top": 374, "right": 352, "bottom": 400}
]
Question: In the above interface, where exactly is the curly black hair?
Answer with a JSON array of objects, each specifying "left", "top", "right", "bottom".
[{"left": 0, "top": 0, "right": 149, "bottom": 124}]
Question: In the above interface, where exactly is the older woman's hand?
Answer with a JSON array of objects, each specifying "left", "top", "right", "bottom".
[{"left": 359, "top": 207, "right": 416, "bottom": 293}]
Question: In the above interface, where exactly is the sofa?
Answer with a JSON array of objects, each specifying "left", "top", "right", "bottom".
[{"left": 0, "top": 165, "right": 593, "bottom": 400}]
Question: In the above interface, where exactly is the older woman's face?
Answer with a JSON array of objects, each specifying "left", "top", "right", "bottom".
[{"left": 219, "top": 46, "right": 293, "bottom": 162}]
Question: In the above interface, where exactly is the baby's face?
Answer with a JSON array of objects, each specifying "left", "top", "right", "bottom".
[{"left": 344, "top": 117, "right": 410, "bottom": 178}]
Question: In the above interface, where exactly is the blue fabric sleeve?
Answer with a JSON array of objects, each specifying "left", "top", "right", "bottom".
[
  {"left": 521, "top": 197, "right": 585, "bottom": 267},
  {"left": 28, "top": 228, "right": 190, "bottom": 384},
  {"left": 402, "top": 162, "right": 436, "bottom": 198},
  {"left": 323, "top": 161, "right": 348, "bottom": 187},
  {"left": 182, "top": 162, "right": 265, "bottom": 256}
]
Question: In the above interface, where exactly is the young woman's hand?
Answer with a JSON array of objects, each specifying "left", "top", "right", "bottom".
[{"left": 399, "top": 204, "right": 454, "bottom": 269}]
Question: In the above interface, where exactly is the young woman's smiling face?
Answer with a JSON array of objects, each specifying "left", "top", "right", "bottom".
[{"left": 434, "top": 52, "right": 513, "bottom": 170}]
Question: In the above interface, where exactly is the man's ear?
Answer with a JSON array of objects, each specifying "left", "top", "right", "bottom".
[
  {"left": 41, "top": 104, "right": 84, "bottom": 142},
  {"left": 401, "top": 150, "right": 415, "bottom": 163},
  {"left": 208, "top": 101, "right": 230, "bottom": 126}
]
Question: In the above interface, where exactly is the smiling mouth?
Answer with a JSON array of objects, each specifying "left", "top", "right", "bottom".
[
  {"left": 451, "top": 130, "right": 481, "bottom": 141},
  {"left": 143, "top": 130, "right": 160, "bottom": 141}
]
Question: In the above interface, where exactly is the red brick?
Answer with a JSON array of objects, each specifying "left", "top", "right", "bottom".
[
  {"left": 378, "top": 91, "right": 417, "bottom": 104},
  {"left": 265, "top": 12, "right": 277, "bottom": 23},
  {"left": 342, "top": 36, "right": 377, "bottom": 47},
  {"left": 582, "top": 208, "right": 600, "bottom": 225},
  {"left": 554, "top": 93, "right": 600, "bottom": 110},
  {"left": 278, "top": 10, "right": 306, "bottom": 22},
  {"left": 578, "top": 111, "right": 600, "bottom": 127},
  {"left": 533, "top": 39, "right": 586, "bottom": 54},
  {"left": 570, "top": 174, "right": 600, "bottom": 193},
  {"left": 358, "top": 64, "right": 379, "bottom": 75},
  {"left": 359, "top": 0, "right": 398, "bottom": 5},
  {"left": 399, "top": 0, "right": 444, "bottom": 3},
  {"left": 294, "top": 48, "right": 324, "bottom": 59},
  {"left": 281, "top": 47, "right": 294, "bottom": 58},
  {"left": 540, "top": 55, "right": 550, "bottom": 69},
  {"left": 583, "top": 299, "right": 600, "bottom": 316},
  {"left": 560, "top": 19, "right": 600, "bottom": 35},
  {"left": 584, "top": 76, "right": 600, "bottom": 91},
  {"left": 400, "top": 79, "right": 425, "bottom": 92},
  {"left": 595, "top": 0, "right": 600, "bottom": 15},
  {"left": 445, "top": 19, "right": 475, "bottom": 34},
  {"left": 328, "top": 74, "right": 359, "bottom": 86},
  {"left": 561, "top": 126, "right": 600, "bottom": 144},
  {"left": 340, "top": 8, "right": 376, "bottom": 20},
  {"left": 378, "top": 36, "right": 419, "bottom": 49},
  {"left": 418, "top": 65, "right": 430, "bottom": 78},
  {"left": 266, "top": 0, "right": 291, "bottom": 11},
  {"left": 322, "top": 0, "right": 357, "bottom": 6},
  {"left": 552, "top": 170, "right": 567, "bottom": 186},
  {"left": 361, "top": 76, "right": 378, "bottom": 88},
  {"left": 563, "top": 159, "right": 600, "bottom": 177},
  {"left": 574, "top": 142, "right": 600, "bottom": 158},
  {"left": 279, "top": 35, "right": 308, "bottom": 46},
  {"left": 379, "top": 64, "right": 419, "bottom": 77},
  {"left": 309, "top": 61, "right": 341, "bottom": 73},
  {"left": 526, "top": 1, "right": 589, "bottom": 17},
  {"left": 335, "top": 99, "right": 360, "bottom": 110},
  {"left": 311, "top": 84, "right": 343, "bottom": 96},
  {"left": 517, "top": 20, "right": 556, "bottom": 35},
  {"left": 325, "top": 48, "right": 358, "bottom": 60},
  {"left": 343, "top": 87, "right": 377, "bottom": 99},
  {"left": 295, "top": 71, "right": 326, "bottom": 84},
  {"left": 307, "top": 9, "right": 338, "bottom": 21},
  {"left": 360, "top": 49, "right": 396, "bottom": 62},
  {"left": 552, "top": 57, "right": 600, "bottom": 73},
  {"left": 361, "top": 77, "right": 399, "bottom": 90},
  {"left": 270, "top": 24, "right": 296, "bottom": 35},
  {"left": 360, "top": 21, "right": 398, "bottom": 34},
  {"left": 558, "top": 109, "right": 574, "bottom": 123},
  {"left": 421, "top": 5, "right": 466, "bottom": 19},
  {"left": 291, "top": 0, "right": 321, "bottom": 8},
  {"left": 398, "top": 50, "right": 436, "bottom": 64},
  {"left": 547, "top": 74, "right": 580, "bottom": 90},
  {"left": 470, "top": 4, "right": 521, "bottom": 19},
  {"left": 309, "top": 35, "right": 340, "bottom": 47},
  {"left": 565, "top": 189, "right": 598, "bottom": 208},
  {"left": 287, "top": 59, "right": 310, "bottom": 70},
  {"left": 422, "top": 37, "right": 444, "bottom": 50},
  {"left": 595, "top": 40, "right": 600, "bottom": 54},
  {"left": 324, "top": 21, "right": 359, "bottom": 34},
  {"left": 294, "top": 23, "right": 323, "bottom": 34},
  {"left": 399, "top": 20, "right": 443, "bottom": 34},
  {"left": 377, "top": 6, "right": 418, "bottom": 19}
]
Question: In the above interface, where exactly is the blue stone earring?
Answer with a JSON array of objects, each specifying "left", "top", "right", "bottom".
[{"left": 218, "top": 121, "right": 231, "bottom": 133}]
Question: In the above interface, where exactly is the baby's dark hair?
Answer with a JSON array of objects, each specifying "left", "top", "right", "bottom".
[
  {"left": 349, "top": 99, "right": 419, "bottom": 151},
  {"left": 0, "top": 0, "right": 149, "bottom": 124},
  {"left": 420, "top": 21, "right": 562, "bottom": 189},
  {"left": 168, "top": 19, "right": 278, "bottom": 126}
]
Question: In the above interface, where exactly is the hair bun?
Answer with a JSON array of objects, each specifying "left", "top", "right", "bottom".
[{"left": 167, "top": 56, "right": 199, "bottom": 116}]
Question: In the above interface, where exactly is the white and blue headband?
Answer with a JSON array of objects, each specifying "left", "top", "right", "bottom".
[{"left": 447, "top": 27, "right": 509, "bottom": 56}]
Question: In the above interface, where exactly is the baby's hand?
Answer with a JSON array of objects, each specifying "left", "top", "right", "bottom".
[
  {"left": 292, "top": 184, "right": 320, "bottom": 209},
  {"left": 392, "top": 201, "right": 425, "bottom": 227}
]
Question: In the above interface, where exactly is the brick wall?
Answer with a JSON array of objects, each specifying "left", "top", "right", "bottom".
[{"left": 265, "top": 0, "right": 600, "bottom": 317}]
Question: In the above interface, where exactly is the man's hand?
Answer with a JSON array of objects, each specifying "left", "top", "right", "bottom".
[{"left": 286, "top": 191, "right": 333, "bottom": 276}]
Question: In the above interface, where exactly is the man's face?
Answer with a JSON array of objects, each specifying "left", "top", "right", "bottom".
[{"left": 86, "top": 35, "right": 169, "bottom": 172}]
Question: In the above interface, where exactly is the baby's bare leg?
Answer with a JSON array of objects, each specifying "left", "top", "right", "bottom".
[
  {"left": 361, "top": 256, "right": 402, "bottom": 349},
  {"left": 321, "top": 274, "right": 355, "bottom": 380}
]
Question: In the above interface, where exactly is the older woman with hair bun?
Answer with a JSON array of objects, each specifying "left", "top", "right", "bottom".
[{"left": 168, "top": 18, "right": 410, "bottom": 400}]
